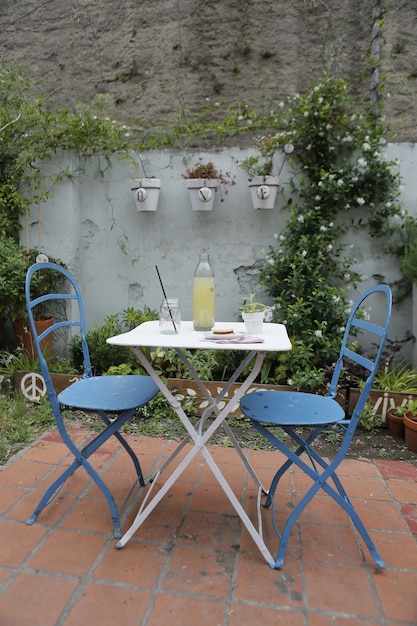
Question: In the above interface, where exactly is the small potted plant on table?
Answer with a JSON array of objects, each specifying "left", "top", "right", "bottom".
[{"left": 241, "top": 293, "right": 270, "bottom": 334}]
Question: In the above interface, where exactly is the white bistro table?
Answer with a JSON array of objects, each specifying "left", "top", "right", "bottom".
[{"left": 107, "top": 320, "right": 291, "bottom": 566}]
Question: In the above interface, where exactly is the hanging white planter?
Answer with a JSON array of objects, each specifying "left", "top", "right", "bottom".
[
  {"left": 248, "top": 175, "right": 279, "bottom": 210},
  {"left": 131, "top": 178, "right": 161, "bottom": 212},
  {"left": 185, "top": 179, "right": 219, "bottom": 211}
]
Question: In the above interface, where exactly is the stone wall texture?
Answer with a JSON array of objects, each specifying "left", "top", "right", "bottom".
[{"left": 1, "top": 1, "right": 417, "bottom": 141}]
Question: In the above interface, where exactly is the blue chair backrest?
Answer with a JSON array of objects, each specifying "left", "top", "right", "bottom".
[
  {"left": 25, "top": 262, "right": 93, "bottom": 406},
  {"left": 328, "top": 284, "right": 392, "bottom": 424}
]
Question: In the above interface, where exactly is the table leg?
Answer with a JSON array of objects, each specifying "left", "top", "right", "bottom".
[{"left": 117, "top": 346, "right": 272, "bottom": 564}]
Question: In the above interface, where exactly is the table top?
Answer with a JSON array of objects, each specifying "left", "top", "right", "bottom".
[{"left": 107, "top": 320, "right": 291, "bottom": 352}]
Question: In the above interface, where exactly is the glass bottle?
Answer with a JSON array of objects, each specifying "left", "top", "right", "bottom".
[{"left": 193, "top": 253, "right": 215, "bottom": 331}]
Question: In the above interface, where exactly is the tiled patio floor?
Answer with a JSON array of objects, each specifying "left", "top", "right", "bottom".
[{"left": 0, "top": 426, "right": 417, "bottom": 625}]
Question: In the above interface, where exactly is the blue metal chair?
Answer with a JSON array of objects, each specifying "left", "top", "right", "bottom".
[
  {"left": 25, "top": 262, "right": 159, "bottom": 537},
  {"left": 240, "top": 284, "right": 392, "bottom": 569}
]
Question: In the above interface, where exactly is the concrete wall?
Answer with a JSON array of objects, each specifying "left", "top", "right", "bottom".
[{"left": 21, "top": 144, "right": 417, "bottom": 363}]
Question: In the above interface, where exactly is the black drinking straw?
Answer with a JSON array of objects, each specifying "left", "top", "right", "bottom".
[{"left": 155, "top": 265, "right": 177, "bottom": 333}]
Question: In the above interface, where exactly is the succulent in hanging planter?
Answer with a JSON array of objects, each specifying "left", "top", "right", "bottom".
[{"left": 182, "top": 159, "right": 235, "bottom": 210}]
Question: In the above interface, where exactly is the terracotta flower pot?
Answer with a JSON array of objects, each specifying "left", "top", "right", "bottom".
[
  {"left": 387, "top": 407, "right": 405, "bottom": 439},
  {"left": 404, "top": 414, "right": 417, "bottom": 452},
  {"left": 13, "top": 318, "right": 54, "bottom": 365}
]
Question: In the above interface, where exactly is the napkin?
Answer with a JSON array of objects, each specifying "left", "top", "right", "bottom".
[{"left": 205, "top": 333, "right": 264, "bottom": 344}]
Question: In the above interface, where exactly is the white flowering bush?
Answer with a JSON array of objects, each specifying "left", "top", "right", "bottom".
[{"left": 260, "top": 74, "right": 402, "bottom": 390}]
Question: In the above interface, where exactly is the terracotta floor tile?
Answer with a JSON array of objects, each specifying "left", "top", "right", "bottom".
[
  {"left": 37, "top": 464, "right": 92, "bottom": 495},
  {"left": 141, "top": 477, "right": 194, "bottom": 511},
  {"left": 401, "top": 503, "right": 417, "bottom": 534},
  {"left": 92, "top": 540, "right": 167, "bottom": 588},
  {"left": 369, "top": 529, "right": 417, "bottom": 569},
  {"left": 105, "top": 450, "right": 153, "bottom": 475},
  {"left": 2, "top": 429, "right": 417, "bottom": 626},
  {"left": 0, "top": 572, "right": 77, "bottom": 626},
  {"left": 247, "top": 448, "right": 288, "bottom": 470},
  {"left": 245, "top": 466, "right": 292, "bottom": 492},
  {"left": 128, "top": 434, "right": 171, "bottom": 457},
  {"left": 304, "top": 562, "right": 380, "bottom": 616},
  {"left": 308, "top": 615, "right": 373, "bottom": 626},
  {"left": 300, "top": 523, "right": 365, "bottom": 564},
  {"left": 293, "top": 473, "right": 391, "bottom": 501},
  {"left": 62, "top": 581, "right": 152, "bottom": 626},
  {"left": 375, "top": 459, "right": 417, "bottom": 481},
  {"left": 386, "top": 478, "right": 417, "bottom": 503},
  {"left": 353, "top": 499, "right": 409, "bottom": 532},
  {"left": 235, "top": 552, "right": 303, "bottom": 606},
  {"left": 338, "top": 458, "right": 382, "bottom": 478},
  {"left": 229, "top": 604, "right": 305, "bottom": 625},
  {"left": 147, "top": 592, "right": 226, "bottom": 626},
  {"left": 27, "top": 528, "right": 107, "bottom": 576},
  {"left": 0, "top": 520, "right": 47, "bottom": 567},
  {"left": 7, "top": 489, "right": 76, "bottom": 526},
  {"left": 190, "top": 483, "right": 240, "bottom": 515},
  {"left": 0, "top": 485, "right": 26, "bottom": 513},
  {"left": 239, "top": 519, "right": 301, "bottom": 562},
  {"left": 42, "top": 427, "right": 89, "bottom": 446},
  {"left": 339, "top": 476, "right": 393, "bottom": 500},
  {"left": 163, "top": 545, "right": 235, "bottom": 597},
  {"left": 0, "top": 459, "right": 52, "bottom": 488},
  {"left": 294, "top": 493, "right": 351, "bottom": 527},
  {"left": 122, "top": 501, "right": 184, "bottom": 543},
  {"left": 199, "top": 460, "right": 246, "bottom": 486},
  {"left": 22, "top": 441, "right": 70, "bottom": 465},
  {"left": 87, "top": 470, "right": 139, "bottom": 502},
  {"left": 372, "top": 569, "right": 417, "bottom": 622},
  {"left": 80, "top": 448, "right": 115, "bottom": 471},
  {"left": 209, "top": 444, "right": 250, "bottom": 466},
  {"left": 62, "top": 496, "right": 117, "bottom": 535},
  {"left": 177, "top": 510, "right": 240, "bottom": 551}
]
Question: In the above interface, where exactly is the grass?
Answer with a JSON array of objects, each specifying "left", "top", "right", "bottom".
[{"left": 0, "top": 394, "right": 55, "bottom": 465}]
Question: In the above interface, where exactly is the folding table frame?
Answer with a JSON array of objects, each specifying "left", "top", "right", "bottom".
[{"left": 107, "top": 320, "right": 291, "bottom": 565}]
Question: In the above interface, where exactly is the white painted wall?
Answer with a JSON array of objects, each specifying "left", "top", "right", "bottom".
[{"left": 21, "top": 145, "right": 417, "bottom": 363}]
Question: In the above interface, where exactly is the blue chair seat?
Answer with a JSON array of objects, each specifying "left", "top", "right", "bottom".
[
  {"left": 58, "top": 375, "right": 158, "bottom": 412},
  {"left": 241, "top": 390, "right": 345, "bottom": 426}
]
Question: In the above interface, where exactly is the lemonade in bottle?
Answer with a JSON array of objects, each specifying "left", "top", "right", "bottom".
[{"left": 193, "top": 254, "right": 215, "bottom": 331}]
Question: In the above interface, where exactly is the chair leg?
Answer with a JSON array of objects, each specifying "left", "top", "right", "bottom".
[
  {"left": 26, "top": 454, "right": 122, "bottom": 537},
  {"left": 97, "top": 410, "right": 146, "bottom": 486},
  {"left": 251, "top": 422, "right": 387, "bottom": 570}
]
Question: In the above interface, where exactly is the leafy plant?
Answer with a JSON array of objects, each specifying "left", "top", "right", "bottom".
[
  {"left": 373, "top": 362, "right": 417, "bottom": 393},
  {"left": 242, "top": 293, "right": 268, "bottom": 313},
  {"left": 0, "top": 237, "right": 67, "bottom": 324},
  {"left": 400, "top": 217, "right": 417, "bottom": 285},
  {"left": 359, "top": 402, "right": 380, "bottom": 431},
  {"left": 401, "top": 399, "right": 417, "bottom": 421},
  {"left": 71, "top": 306, "right": 159, "bottom": 376},
  {"left": 0, "top": 60, "right": 133, "bottom": 241},
  {"left": 182, "top": 158, "right": 235, "bottom": 201},
  {"left": 260, "top": 73, "right": 402, "bottom": 388},
  {"left": 71, "top": 313, "right": 134, "bottom": 375},
  {"left": 240, "top": 135, "right": 293, "bottom": 178}
]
